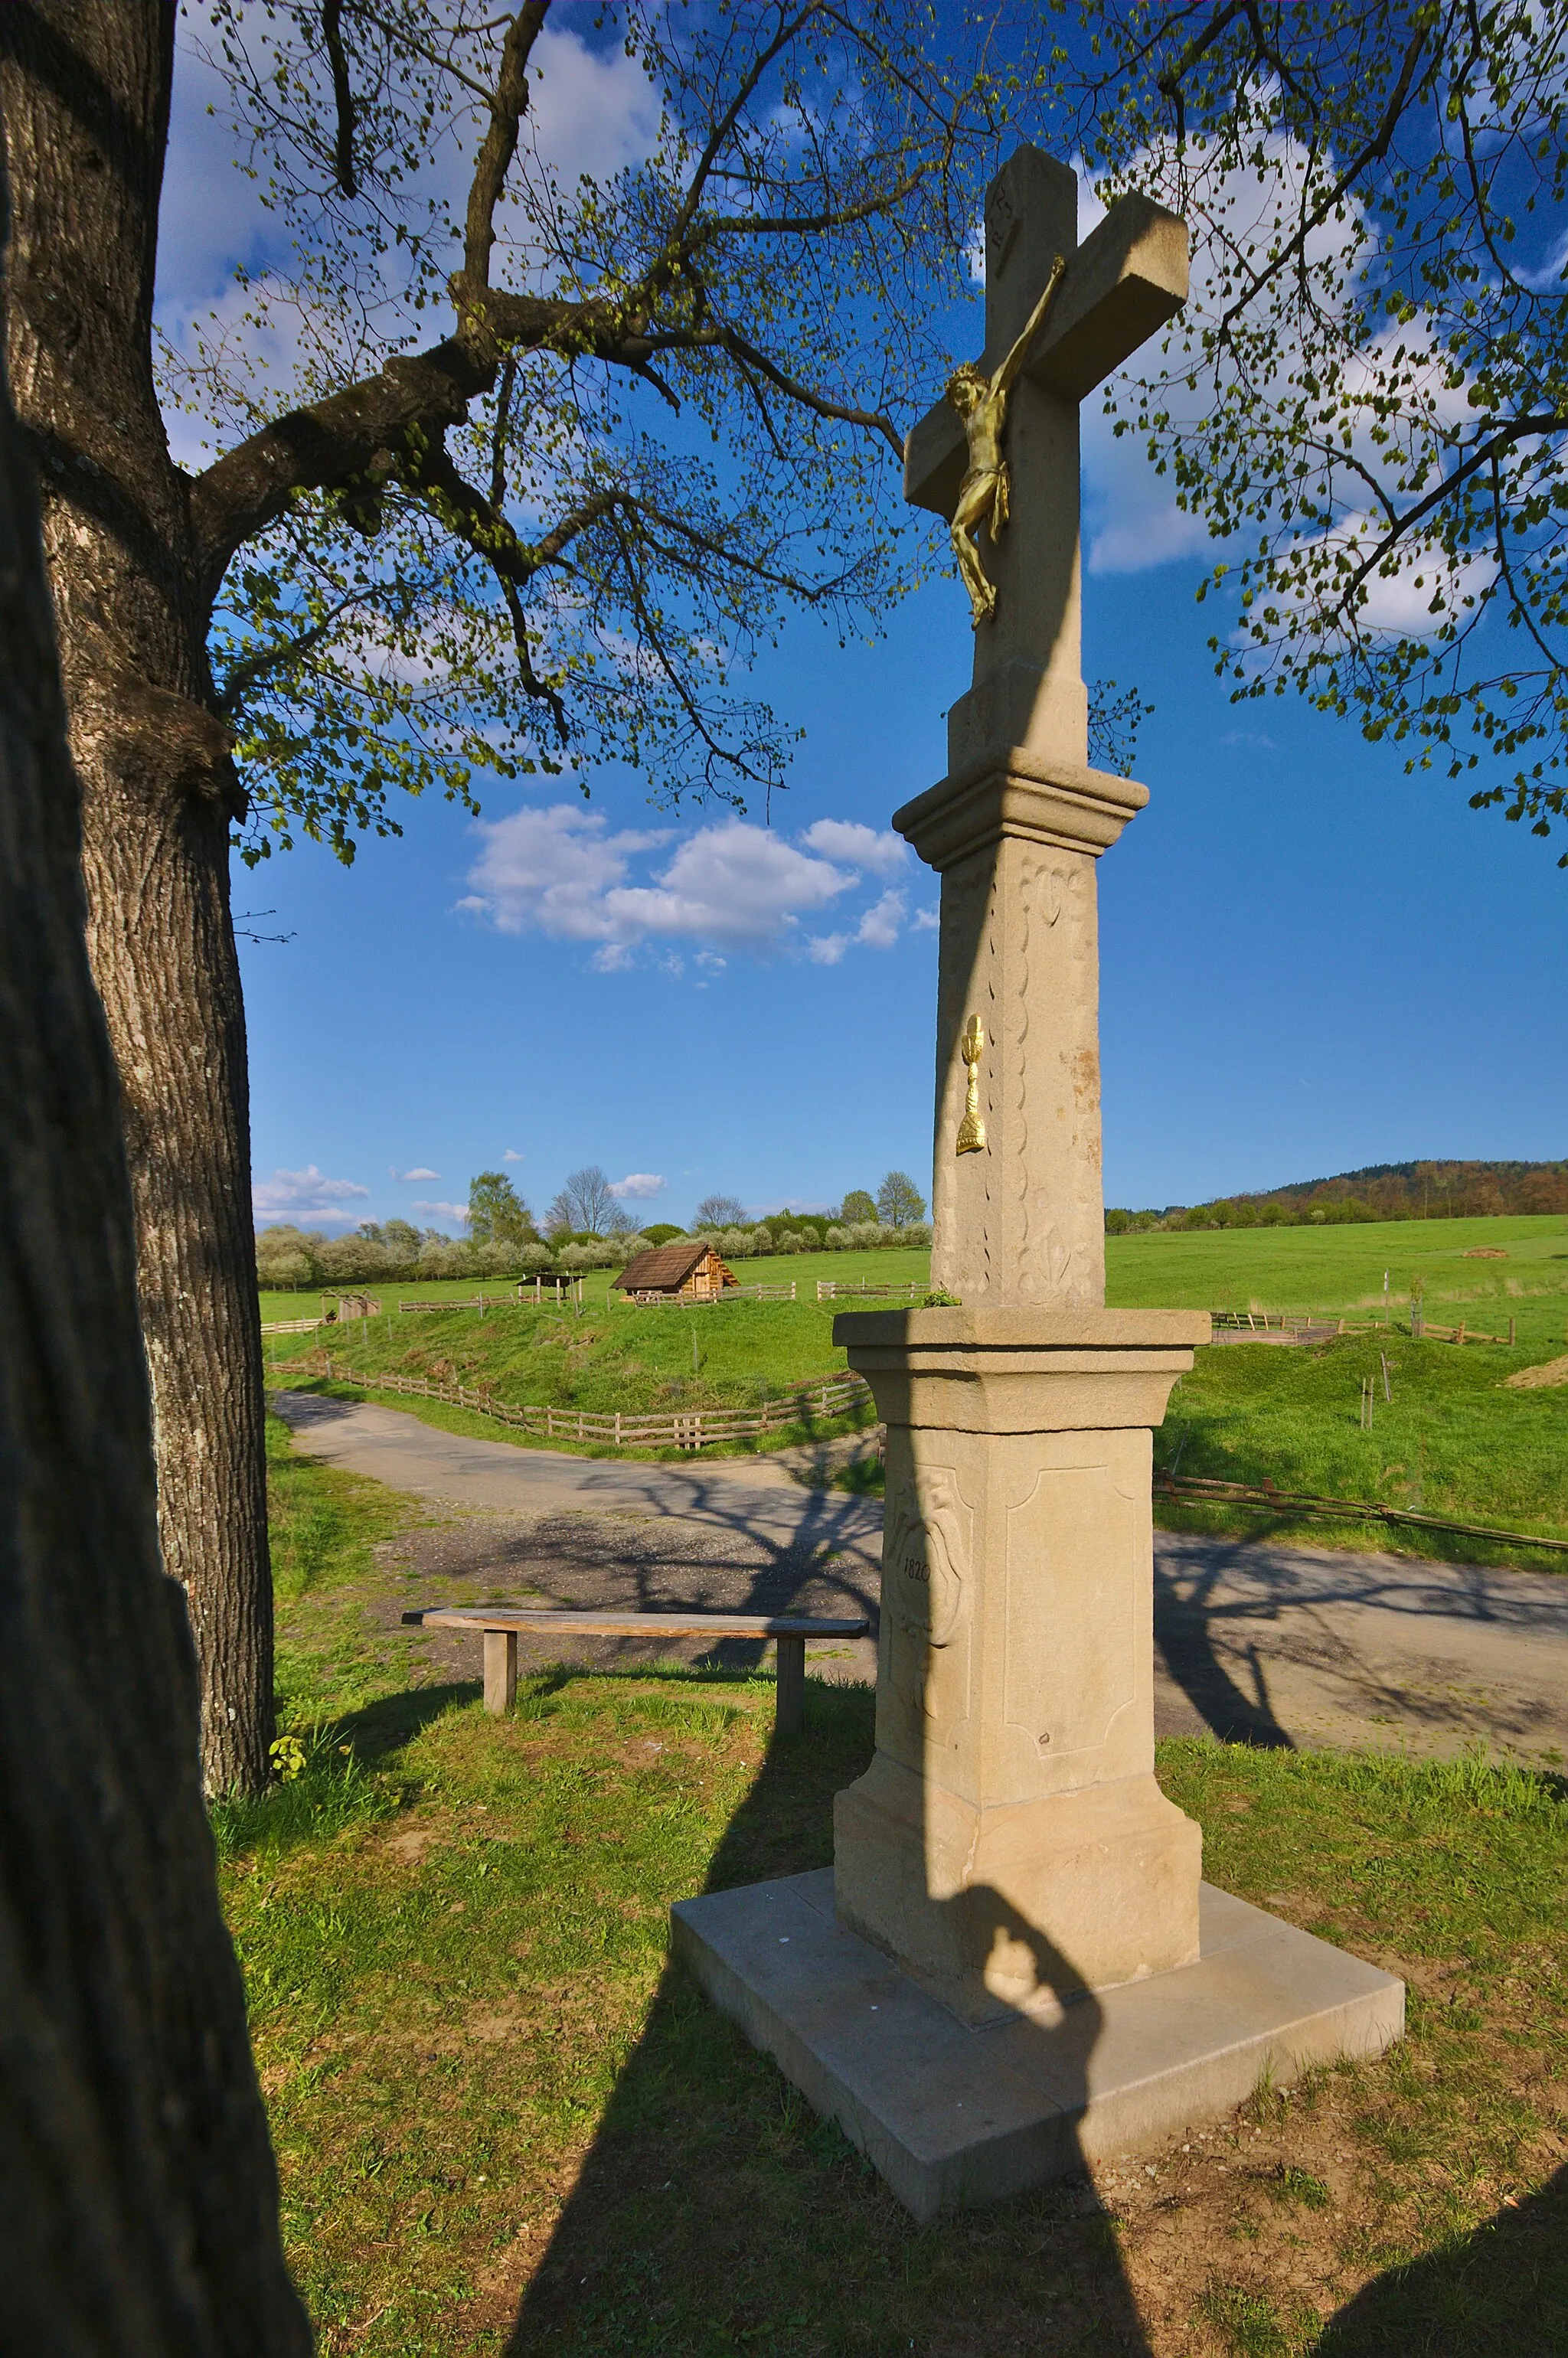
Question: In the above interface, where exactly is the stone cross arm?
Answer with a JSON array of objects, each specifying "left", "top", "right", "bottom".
[{"left": 905, "top": 192, "right": 1188, "bottom": 521}]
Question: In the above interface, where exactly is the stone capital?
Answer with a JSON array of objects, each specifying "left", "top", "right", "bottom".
[
  {"left": 835, "top": 1306, "right": 1210, "bottom": 1433},
  {"left": 893, "top": 750, "right": 1148, "bottom": 873}
]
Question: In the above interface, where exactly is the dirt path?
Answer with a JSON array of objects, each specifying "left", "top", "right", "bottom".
[{"left": 274, "top": 1390, "right": 1568, "bottom": 1761}]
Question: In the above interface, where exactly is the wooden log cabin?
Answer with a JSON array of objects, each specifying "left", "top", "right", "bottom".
[{"left": 614, "top": 1239, "right": 738, "bottom": 1304}]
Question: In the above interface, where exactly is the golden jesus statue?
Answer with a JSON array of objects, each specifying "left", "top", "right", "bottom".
[{"left": 945, "top": 253, "right": 1067, "bottom": 625}]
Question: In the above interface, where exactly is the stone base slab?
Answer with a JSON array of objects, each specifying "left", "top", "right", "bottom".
[{"left": 671, "top": 1870, "right": 1403, "bottom": 2222}]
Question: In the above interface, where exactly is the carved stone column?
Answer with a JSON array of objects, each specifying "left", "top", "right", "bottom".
[{"left": 832, "top": 1308, "right": 1207, "bottom": 2024}]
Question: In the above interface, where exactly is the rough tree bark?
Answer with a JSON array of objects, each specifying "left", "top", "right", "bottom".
[
  {"left": 0, "top": 3, "right": 273, "bottom": 1791},
  {"left": 0, "top": 142, "right": 312, "bottom": 2347}
]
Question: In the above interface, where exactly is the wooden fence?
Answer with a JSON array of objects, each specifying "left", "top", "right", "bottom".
[
  {"left": 620, "top": 1281, "right": 797, "bottom": 1305},
  {"left": 260, "top": 1316, "right": 322, "bottom": 1336},
  {"left": 816, "top": 1279, "right": 930, "bottom": 1302},
  {"left": 1156, "top": 1470, "right": 1566, "bottom": 1553},
  {"left": 396, "top": 1294, "right": 538, "bottom": 1314},
  {"left": 1208, "top": 1310, "right": 1344, "bottom": 1344},
  {"left": 1210, "top": 1307, "right": 1515, "bottom": 1347},
  {"left": 270, "top": 1354, "right": 872, "bottom": 1452}
]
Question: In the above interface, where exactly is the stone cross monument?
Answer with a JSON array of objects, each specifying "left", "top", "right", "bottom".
[
  {"left": 826, "top": 144, "right": 1209, "bottom": 2023},
  {"left": 672, "top": 147, "right": 1403, "bottom": 2221}
]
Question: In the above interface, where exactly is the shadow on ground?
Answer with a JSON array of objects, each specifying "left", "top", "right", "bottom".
[
  {"left": 501, "top": 1680, "right": 1158, "bottom": 2358},
  {"left": 1318, "top": 2162, "right": 1568, "bottom": 2352}
]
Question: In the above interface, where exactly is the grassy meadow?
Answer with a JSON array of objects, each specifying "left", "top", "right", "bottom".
[
  {"left": 231, "top": 1422, "right": 1568, "bottom": 2356},
  {"left": 263, "top": 1218, "right": 1568, "bottom": 1559}
]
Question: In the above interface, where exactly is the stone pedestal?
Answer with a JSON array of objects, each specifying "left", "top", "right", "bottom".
[{"left": 831, "top": 1308, "right": 1207, "bottom": 2023}]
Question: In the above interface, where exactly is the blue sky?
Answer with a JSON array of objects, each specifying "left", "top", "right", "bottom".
[{"left": 162, "top": 14, "right": 1566, "bottom": 1238}]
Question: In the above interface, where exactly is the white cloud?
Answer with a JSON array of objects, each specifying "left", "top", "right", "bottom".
[
  {"left": 799, "top": 818, "right": 909, "bottom": 876},
  {"left": 518, "top": 21, "right": 661, "bottom": 189},
  {"left": 390, "top": 1164, "right": 440, "bottom": 1182},
  {"left": 608, "top": 821, "right": 848, "bottom": 945},
  {"left": 856, "top": 889, "right": 906, "bottom": 949},
  {"left": 912, "top": 906, "right": 940, "bottom": 931},
  {"left": 612, "top": 1172, "right": 666, "bottom": 1201},
  {"left": 253, "top": 1165, "right": 370, "bottom": 1225},
  {"left": 462, "top": 805, "right": 929, "bottom": 969},
  {"left": 503, "top": 1148, "right": 524, "bottom": 1163},
  {"left": 458, "top": 803, "right": 668, "bottom": 940},
  {"left": 411, "top": 1198, "right": 471, "bottom": 1226}
]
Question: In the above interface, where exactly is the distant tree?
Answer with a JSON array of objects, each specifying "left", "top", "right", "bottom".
[
  {"left": 547, "top": 1165, "right": 618, "bottom": 1237},
  {"left": 877, "top": 1171, "right": 927, "bottom": 1228},
  {"left": 693, "top": 1194, "right": 747, "bottom": 1230},
  {"left": 381, "top": 1217, "right": 425, "bottom": 1263},
  {"left": 641, "top": 1223, "right": 688, "bottom": 1246},
  {"left": 468, "top": 1170, "right": 534, "bottom": 1249},
  {"left": 838, "top": 1188, "right": 877, "bottom": 1224}
]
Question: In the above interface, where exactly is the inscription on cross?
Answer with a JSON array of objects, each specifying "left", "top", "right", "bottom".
[{"left": 891, "top": 150, "right": 1188, "bottom": 1308}]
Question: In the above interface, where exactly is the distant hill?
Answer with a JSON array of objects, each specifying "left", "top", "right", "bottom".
[
  {"left": 1109, "top": 1158, "right": 1568, "bottom": 1232},
  {"left": 1236, "top": 1160, "right": 1568, "bottom": 1220}
]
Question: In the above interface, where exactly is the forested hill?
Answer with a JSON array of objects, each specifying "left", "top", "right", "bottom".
[
  {"left": 1110, "top": 1159, "right": 1568, "bottom": 1231},
  {"left": 1243, "top": 1161, "right": 1568, "bottom": 1220}
]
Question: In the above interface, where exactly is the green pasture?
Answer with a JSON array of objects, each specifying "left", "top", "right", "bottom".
[
  {"left": 1156, "top": 1333, "right": 1568, "bottom": 1565},
  {"left": 257, "top": 1244, "right": 933, "bottom": 1331},
  {"left": 1106, "top": 1213, "right": 1568, "bottom": 1349},
  {"left": 261, "top": 1220, "right": 1568, "bottom": 1556},
  {"left": 262, "top": 1213, "right": 1568, "bottom": 1340},
  {"left": 227, "top": 1425, "right": 1568, "bottom": 2356}
]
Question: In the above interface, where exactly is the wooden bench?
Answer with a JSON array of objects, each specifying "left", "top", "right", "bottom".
[{"left": 400, "top": 1607, "right": 871, "bottom": 1733}]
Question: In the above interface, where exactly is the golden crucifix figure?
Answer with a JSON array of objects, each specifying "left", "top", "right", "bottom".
[{"left": 945, "top": 253, "right": 1067, "bottom": 626}]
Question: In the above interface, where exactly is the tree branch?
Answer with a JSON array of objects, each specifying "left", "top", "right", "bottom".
[
  {"left": 214, "top": 583, "right": 397, "bottom": 714},
  {"left": 1213, "top": 15, "right": 1436, "bottom": 341},
  {"left": 1340, "top": 415, "right": 1564, "bottom": 601},
  {"left": 322, "top": 0, "right": 357, "bottom": 198},
  {"left": 457, "top": 2, "right": 550, "bottom": 329},
  {"left": 657, "top": 323, "right": 904, "bottom": 459}
]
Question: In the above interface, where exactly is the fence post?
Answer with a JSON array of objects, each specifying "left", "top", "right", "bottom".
[{"left": 615, "top": 1411, "right": 622, "bottom": 1446}]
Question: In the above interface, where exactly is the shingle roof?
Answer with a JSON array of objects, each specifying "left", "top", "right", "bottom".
[{"left": 615, "top": 1239, "right": 715, "bottom": 1292}]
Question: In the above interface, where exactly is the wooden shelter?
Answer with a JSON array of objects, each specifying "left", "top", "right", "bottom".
[{"left": 615, "top": 1239, "right": 737, "bottom": 1304}]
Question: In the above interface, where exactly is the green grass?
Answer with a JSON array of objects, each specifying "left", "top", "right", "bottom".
[
  {"left": 1155, "top": 1329, "right": 1568, "bottom": 1563},
  {"left": 262, "top": 1214, "right": 1568, "bottom": 1341},
  {"left": 263, "top": 1219, "right": 1568, "bottom": 1556},
  {"left": 261, "top": 1258, "right": 926, "bottom": 1462},
  {"left": 258, "top": 1246, "right": 933, "bottom": 1331},
  {"left": 230, "top": 1427, "right": 1568, "bottom": 2356},
  {"left": 1105, "top": 1213, "right": 1568, "bottom": 1351}
]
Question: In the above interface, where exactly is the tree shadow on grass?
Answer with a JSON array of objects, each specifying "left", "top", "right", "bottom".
[
  {"left": 1318, "top": 2162, "right": 1568, "bottom": 2353},
  {"left": 501, "top": 1678, "right": 1157, "bottom": 2358}
]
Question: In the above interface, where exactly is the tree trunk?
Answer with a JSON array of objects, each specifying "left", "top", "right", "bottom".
[
  {"left": 1, "top": 0, "right": 274, "bottom": 1793},
  {"left": 0, "top": 149, "right": 312, "bottom": 2347}
]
